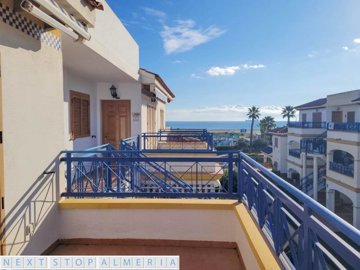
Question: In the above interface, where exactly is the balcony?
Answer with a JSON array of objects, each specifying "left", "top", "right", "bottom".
[
  {"left": 288, "top": 121, "right": 327, "bottom": 129},
  {"left": 289, "top": 148, "right": 301, "bottom": 158},
  {"left": 328, "top": 122, "right": 360, "bottom": 132},
  {"left": 300, "top": 138, "right": 326, "bottom": 155},
  {"left": 329, "top": 161, "right": 354, "bottom": 177},
  {"left": 122, "top": 129, "right": 214, "bottom": 151},
  {"left": 54, "top": 144, "right": 360, "bottom": 269}
]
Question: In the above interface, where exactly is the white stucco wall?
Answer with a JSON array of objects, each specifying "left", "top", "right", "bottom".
[
  {"left": 60, "top": 207, "right": 260, "bottom": 269},
  {"left": 63, "top": 69, "right": 98, "bottom": 150},
  {"left": 85, "top": 1, "right": 139, "bottom": 80},
  {"left": 97, "top": 82, "right": 142, "bottom": 143},
  {"left": 272, "top": 135, "right": 288, "bottom": 174},
  {"left": 299, "top": 108, "right": 327, "bottom": 122},
  {"left": 0, "top": 20, "right": 64, "bottom": 254}
]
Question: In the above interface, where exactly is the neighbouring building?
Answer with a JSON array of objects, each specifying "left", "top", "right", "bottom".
[
  {"left": 267, "top": 126, "right": 288, "bottom": 175},
  {"left": 271, "top": 89, "right": 360, "bottom": 228}
]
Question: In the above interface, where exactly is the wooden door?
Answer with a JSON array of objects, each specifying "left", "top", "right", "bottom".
[
  {"left": 312, "top": 112, "right": 322, "bottom": 128},
  {"left": 0, "top": 66, "right": 4, "bottom": 255},
  {"left": 147, "top": 105, "right": 156, "bottom": 149},
  {"left": 347, "top": 111, "right": 355, "bottom": 123},
  {"left": 102, "top": 100, "right": 131, "bottom": 146},
  {"left": 332, "top": 111, "right": 343, "bottom": 123}
]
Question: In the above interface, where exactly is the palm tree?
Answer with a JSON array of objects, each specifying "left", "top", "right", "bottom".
[
  {"left": 260, "top": 116, "right": 276, "bottom": 137},
  {"left": 281, "top": 106, "right": 296, "bottom": 125},
  {"left": 247, "top": 106, "right": 261, "bottom": 147}
]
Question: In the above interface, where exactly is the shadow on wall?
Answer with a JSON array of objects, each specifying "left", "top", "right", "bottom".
[{"left": 0, "top": 154, "right": 62, "bottom": 255}]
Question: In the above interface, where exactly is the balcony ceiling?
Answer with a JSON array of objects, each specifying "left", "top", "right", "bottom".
[{"left": 62, "top": 34, "right": 134, "bottom": 82}]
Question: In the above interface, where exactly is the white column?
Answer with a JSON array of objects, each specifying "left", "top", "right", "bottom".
[
  {"left": 354, "top": 206, "right": 360, "bottom": 229},
  {"left": 326, "top": 189, "right": 335, "bottom": 212},
  {"left": 313, "top": 157, "right": 318, "bottom": 201},
  {"left": 301, "top": 153, "right": 307, "bottom": 179}
]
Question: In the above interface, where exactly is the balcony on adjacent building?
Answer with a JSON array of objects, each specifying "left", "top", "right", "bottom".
[
  {"left": 328, "top": 122, "right": 360, "bottom": 132},
  {"left": 300, "top": 138, "right": 326, "bottom": 155},
  {"left": 289, "top": 148, "right": 301, "bottom": 158},
  {"left": 288, "top": 121, "right": 327, "bottom": 129},
  {"left": 329, "top": 161, "right": 354, "bottom": 177},
  {"left": 121, "top": 129, "right": 214, "bottom": 151}
]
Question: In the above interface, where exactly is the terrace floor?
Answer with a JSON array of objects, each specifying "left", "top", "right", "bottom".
[{"left": 49, "top": 239, "right": 245, "bottom": 270}]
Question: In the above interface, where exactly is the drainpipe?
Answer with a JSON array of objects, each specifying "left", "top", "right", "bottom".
[{"left": 20, "top": 0, "right": 80, "bottom": 40}]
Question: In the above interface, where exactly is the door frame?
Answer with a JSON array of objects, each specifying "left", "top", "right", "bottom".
[
  {"left": 101, "top": 100, "right": 131, "bottom": 145},
  {"left": 0, "top": 60, "right": 5, "bottom": 255}
]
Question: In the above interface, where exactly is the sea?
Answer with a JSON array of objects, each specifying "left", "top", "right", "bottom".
[{"left": 166, "top": 121, "right": 287, "bottom": 131}]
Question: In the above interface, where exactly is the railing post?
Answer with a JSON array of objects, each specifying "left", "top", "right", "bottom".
[
  {"left": 301, "top": 205, "right": 312, "bottom": 270},
  {"left": 137, "top": 135, "right": 141, "bottom": 151},
  {"left": 228, "top": 153, "right": 234, "bottom": 195},
  {"left": 237, "top": 154, "right": 243, "bottom": 199},
  {"left": 106, "top": 151, "right": 112, "bottom": 192},
  {"left": 66, "top": 152, "right": 72, "bottom": 197},
  {"left": 143, "top": 134, "right": 146, "bottom": 150}
]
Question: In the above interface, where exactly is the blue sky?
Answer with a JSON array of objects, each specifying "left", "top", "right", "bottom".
[{"left": 108, "top": 0, "right": 360, "bottom": 121}]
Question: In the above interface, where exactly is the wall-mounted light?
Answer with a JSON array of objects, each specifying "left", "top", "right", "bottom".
[
  {"left": 110, "top": 85, "right": 120, "bottom": 99},
  {"left": 151, "top": 93, "right": 156, "bottom": 102}
]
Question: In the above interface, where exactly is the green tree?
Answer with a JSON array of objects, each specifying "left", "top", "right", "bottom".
[
  {"left": 247, "top": 106, "right": 261, "bottom": 147},
  {"left": 259, "top": 116, "right": 276, "bottom": 137},
  {"left": 281, "top": 106, "right": 296, "bottom": 125}
]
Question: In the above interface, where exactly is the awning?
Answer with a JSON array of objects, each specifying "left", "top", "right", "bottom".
[{"left": 153, "top": 88, "right": 168, "bottom": 103}]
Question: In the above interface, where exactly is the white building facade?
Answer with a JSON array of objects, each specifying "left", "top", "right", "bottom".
[
  {"left": 0, "top": 0, "right": 174, "bottom": 255},
  {"left": 273, "top": 90, "right": 360, "bottom": 228}
]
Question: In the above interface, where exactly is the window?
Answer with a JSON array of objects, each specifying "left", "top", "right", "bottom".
[
  {"left": 302, "top": 113, "right": 307, "bottom": 122},
  {"left": 70, "top": 91, "right": 90, "bottom": 139},
  {"left": 274, "top": 137, "right": 278, "bottom": 148}
]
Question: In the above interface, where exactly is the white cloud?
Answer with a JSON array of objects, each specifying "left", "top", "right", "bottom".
[
  {"left": 342, "top": 46, "right": 349, "bottom": 51},
  {"left": 190, "top": 73, "right": 202, "bottom": 79},
  {"left": 353, "top": 38, "right": 360, "bottom": 44},
  {"left": 172, "top": 60, "right": 185, "bottom": 64},
  {"left": 206, "top": 64, "right": 265, "bottom": 76},
  {"left": 167, "top": 105, "right": 285, "bottom": 121},
  {"left": 207, "top": 66, "right": 240, "bottom": 76},
  {"left": 161, "top": 20, "right": 225, "bottom": 54},
  {"left": 307, "top": 51, "right": 318, "bottom": 58},
  {"left": 142, "top": 7, "right": 167, "bottom": 20}
]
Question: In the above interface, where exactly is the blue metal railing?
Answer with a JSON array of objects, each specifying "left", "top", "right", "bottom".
[
  {"left": 300, "top": 138, "right": 326, "bottom": 155},
  {"left": 60, "top": 148, "right": 360, "bottom": 270},
  {"left": 137, "top": 129, "right": 214, "bottom": 151},
  {"left": 328, "top": 122, "right": 360, "bottom": 132},
  {"left": 289, "top": 122, "right": 327, "bottom": 128},
  {"left": 289, "top": 148, "right": 301, "bottom": 158},
  {"left": 329, "top": 162, "right": 354, "bottom": 177},
  {"left": 296, "top": 167, "right": 326, "bottom": 196}
]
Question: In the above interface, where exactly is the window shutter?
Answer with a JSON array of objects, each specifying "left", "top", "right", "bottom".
[
  {"left": 81, "top": 98, "right": 90, "bottom": 136},
  {"left": 70, "top": 91, "right": 91, "bottom": 139},
  {"left": 71, "top": 96, "right": 82, "bottom": 138}
]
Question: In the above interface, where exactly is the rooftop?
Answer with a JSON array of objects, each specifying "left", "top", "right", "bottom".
[
  {"left": 295, "top": 97, "right": 327, "bottom": 110},
  {"left": 268, "top": 126, "right": 288, "bottom": 134}
]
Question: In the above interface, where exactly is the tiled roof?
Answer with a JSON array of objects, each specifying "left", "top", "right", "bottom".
[
  {"left": 268, "top": 126, "right": 288, "bottom": 134},
  {"left": 261, "top": 146, "right": 273, "bottom": 155},
  {"left": 295, "top": 98, "right": 327, "bottom": 109}
]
